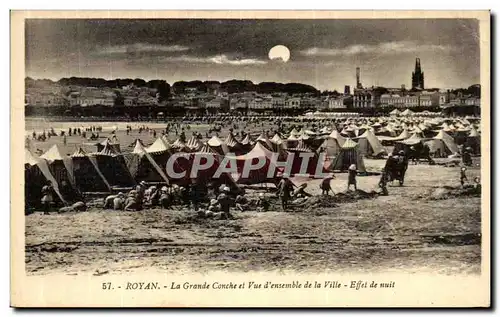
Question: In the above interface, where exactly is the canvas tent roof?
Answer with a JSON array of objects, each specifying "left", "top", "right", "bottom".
[
  {"left": 92, "top": 143, "right": 120, "bottom": 156},
  {"left": 469, "top": 127, "right": 480, "bottom": 137},
  {"left": 25, "top": 148, "right": 41, "bottom": 165},
  {"left": 224, "top": 133, "right": 240, "bottom": 148},
  {"left": 171, "top": 138, "right": 188, "bottom": 151},
  {"left": 71, "top": 147, "right": 87, "bottom": 158},
  {"left": 197, "top": 143, "right": 219, "bottom": 155},
  {"left": 100, "top": 137, "right": 119, "bottom": 146},
  {"left": 287, "top": 134, "right": 300, "bottom": 141},
  {"left": 394, "top": 129, "right": 410, "bottom": 141},
  {"left": 320, "top": 135, "right": 344, "bottom": 158},
  {"left": 131, "top": 139, "right": 146, "bottom": 154},
  {"left": 40, "top": 144, "right": 68, "bottom": 161},
  {"left": 304, "top": 129, "right": 316, "bottom": 135},
  {"left": 320, "top": 126, "right": 332, "bottom": 134},
  {"left": 256, "top": 133, "right": 274, "bottom": 149},
  {"left": 289, "top": 128, "right": 300, "bottom": 136},
  {"left": 40, "top": 144, "right": 77, "bottom": 190},
  {"left": 240, "top": 134, "right": 254, "bottom": 146},
  {"left": 356, "top": 129, "right": 386, "bottom": 156},
  {"left": 341, "top": 138, "right": 358, "bottom": 149},
  {"left": 411, "top": 126, "right": 423, "bottom": 134},
  {"left": 186, "top": 136, "right": 203, "bottom": 150},
  {"left": 271, "top": 133, "right": 284, "bottom": 144},
  {"left": 433, "top": 130, "right": 459, "bottom": 154},
  {"left": 232, "top": 142, "right": 275, "bottom": 161},
  {"left": 401, "top": 109, "right": 415, "bottom": 116},
  {"left": 146, "top": 137, "right": 171, "bottom": 153},
  {"left": 225, "top": 142, "right": 280, "bottom": 184},
  {"left": 25, "top": 148, "right": 67, "bottom": 204},
  {"left": 128, "top": 139, "right": 170, "bottom": 184},
  {"left": 207, "top": 135, "right": 225, "bottom": 147},
  {"left": 288, "top": 140, "right": 313, "bottom": 152},
  {"left": 400, "top": 133, "right": 424, "bottom": 145},
  {"left": 207, "top": 135, "right": 230, "bottom": 153},
  {"left": 328, "top": 130, "right": 346, "bottom": 146},
  {"left": 329, "top": 139, "right": 366, "bottom": 173}
]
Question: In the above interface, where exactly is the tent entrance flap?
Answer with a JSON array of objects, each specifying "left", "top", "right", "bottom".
[
  {"left": 88, "top": 156, "right": 113, "bottom": 192},
  {"left": 142, "top": 150, "right": 170, "bottom": 185},
  {"left": 36, "top": 158, "right": 67, "bottom": 205}
]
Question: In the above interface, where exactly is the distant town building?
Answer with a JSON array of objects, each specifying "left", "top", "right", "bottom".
[
  {"left": 300, "top": 97, "right": 319, "bottom": 109},
  {"left": 450, "top": 96, "right": 480, "bottom": 107},
  {"left": 271, "top": 96, "right": 286, "bottom": 108},
  {"left": 411, "top": 58, "right": 425, "bottom": 90},
  {"left": 25, "top": 86, "right": 67, "bottom": 106},
  {"left": 344, "top": 85, "right": 351, "bottom": 95},
  {"left": 229, "top": 98, "right": 247, "bottom": 111},
  {"left": 205, "top": 97, "right": 224, "bottom": 109},
  {"left": 418, "top": 92, "right": 439, "bottom": 107},
  {"left": 248, "top": 96, "right": 272, "bottom": 109},
  {"left": 285, "top": 97, "right": 301, "bottom": 108},
  {"left": 380, "top": 94, "right": 419, "bottom": 108},
  {"left": 439, "top": 90, "right": 451, "bottom": 105},
  {"left": 328, "top": 95, "right": 351, "bottom": 109},
  {"left": 124, "top": 96, "right": 137, "bottom": 107},
  {"left": 353, "top": 88, "right": 374, "bottom": 108},
  {"left": 380, "top": 91, "right": 439, "bottom": 108}
]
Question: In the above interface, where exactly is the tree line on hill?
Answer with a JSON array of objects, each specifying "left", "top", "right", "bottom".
[
  {"left": 25, "top": 77, "right": 320, "bottom": 97},
  {"left": 26, "top": 77, "right": 171, "bottom": 102},
  {"left": 25, "top": 77, "right": 480, "bottom": 98}
]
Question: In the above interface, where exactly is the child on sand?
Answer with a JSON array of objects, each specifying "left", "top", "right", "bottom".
[
  {"left": 320, "top": 175, "right": 335, "bottom": 195},
  {"left": 460, "top": 167, "right": 468, "bottom": 188},
  {"left": 379, "top": 168, "right": 388, "bottom": 196},
  {"left": 348, "top": 164, "right": 357, "bottom": 191}
]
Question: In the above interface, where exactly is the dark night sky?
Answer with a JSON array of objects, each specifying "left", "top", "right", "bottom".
[{"left": 25, "top": 19, "right": 480, "bottom": 90}]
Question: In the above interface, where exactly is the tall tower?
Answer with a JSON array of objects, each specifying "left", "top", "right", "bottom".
[
  {"left": 356, "top": 67, "right": 362, "bottom": 89},
  {"left": 411, "top": 58, "right": 424, "bottom": 89}
]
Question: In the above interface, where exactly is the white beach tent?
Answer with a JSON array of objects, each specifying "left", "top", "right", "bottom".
[
  {"left": 319, "top": 130, "right": 346, "bottom": 158},
  {"left": 401, "top": 109, "right": 415, "bottom": 116},
  {"left": 390, "top": 109, "right": 401, "bottom": 116},
  {"left": 355, "top": 129, "right": 386, "bottom": 157},
  {"left": 25, "top": 148, "right": 67, "bottom": 204},
  {"left": 425, "top": 130, "right": 460, "bottom": 157}
]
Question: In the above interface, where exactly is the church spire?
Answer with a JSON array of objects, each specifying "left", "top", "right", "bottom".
[{"left": 411, "top": 57, "right": 424, "bottom": 89}]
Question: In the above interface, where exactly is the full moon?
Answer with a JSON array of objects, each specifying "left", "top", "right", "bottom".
[{"left": 268, "top": 45, "right": 290, "bottom": 62}]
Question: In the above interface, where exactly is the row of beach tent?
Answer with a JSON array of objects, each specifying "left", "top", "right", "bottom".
[{"left": 25, "top": 116, "right": 481, "bottom": 208}]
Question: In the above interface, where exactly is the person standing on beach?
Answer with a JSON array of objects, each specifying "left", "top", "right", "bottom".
[
  {"left": 217, "top": 187, "right": 233, "bottom": 219},
  {"left": 41, "top": 181, "right": 54, "bottom": 215},
  {"left": 347, "top": 164, "right": 357, "bottom": 191},
  {"left": 460, "top": 167, "right": 468, "bottom": 188},
  {"left": 320, "top": 175, "right": 335, "bottom": 195},
  {"left": 378, "top": 168, "right": 388, "bottom": 196},
  {"left": 277, "top": 177, "right": 293, "bottom": 211}
]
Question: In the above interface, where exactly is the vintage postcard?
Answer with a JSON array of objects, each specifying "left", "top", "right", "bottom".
[{"left": 11, "top": 10, "right": 490, "bottom": 307}]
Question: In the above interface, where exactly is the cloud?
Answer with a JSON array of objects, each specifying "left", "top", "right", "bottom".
[
  {"left": 300, "top": 41, "right": 455, "bottom": 57},
  {"left": 97, "top": 43, "right": 190, "bottom": 55},
  {"left": 160, "top": 54, "right": 267, "bottom": 66}
]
